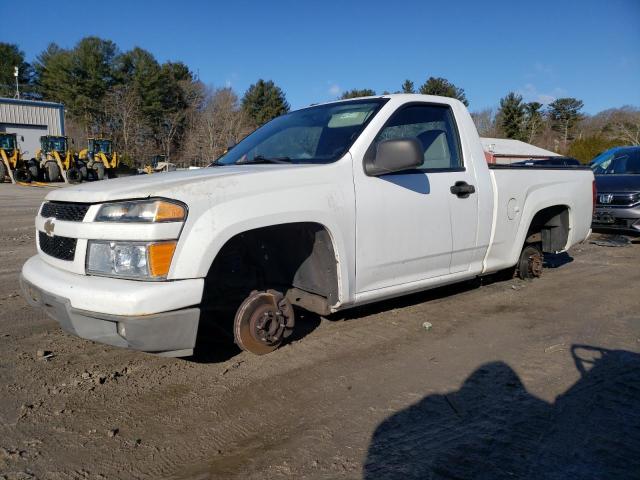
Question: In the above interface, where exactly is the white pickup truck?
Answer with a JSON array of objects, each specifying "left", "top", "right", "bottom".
[{"left": 21, "top": 94, "right": 595, "bottom": 357}]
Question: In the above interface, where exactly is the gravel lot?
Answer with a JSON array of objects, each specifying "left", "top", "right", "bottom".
[{"left": 0, "top": 184, "right": 639, "bottom": 480}]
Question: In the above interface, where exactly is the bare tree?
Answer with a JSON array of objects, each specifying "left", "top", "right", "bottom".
[
  {"left": 183, "top": 86, "right": 252, "bottom": 165},
  {"left": 63, "top": 117, "right": 87, "bottom": 155},
  {"left": 159, "top": 80, "right": 205, "bottom": 165},
  {"left": 471, "top": 109, "right": 500, "bottom": 137},
  {"left": 524, "top": 102, "right": 544, "bottom": 143},
  {"left": 548, "top": 98, "right": 584, "bottom": 149},
  {"left": 606, "top": 107, "right": 640, "bottom": 145},
  {"left": 103, "top": 84, "right": 142, "bottom": 163}
]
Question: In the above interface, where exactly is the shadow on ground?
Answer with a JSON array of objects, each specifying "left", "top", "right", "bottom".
[
  {"left": 364, "top": 345, "right": 640, "bottom": 479},
  {"left": 544, "top": 251, "right": 574, "bottom": 268}
]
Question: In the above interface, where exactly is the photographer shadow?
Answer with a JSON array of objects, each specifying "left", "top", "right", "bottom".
[{"left": 364, "top": 345, "right": 640, "bottom": 479}]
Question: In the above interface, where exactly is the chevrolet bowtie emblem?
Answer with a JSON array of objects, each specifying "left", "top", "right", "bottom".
[{"left": 44, "top": 218, "right": 55, "bottom": 237}]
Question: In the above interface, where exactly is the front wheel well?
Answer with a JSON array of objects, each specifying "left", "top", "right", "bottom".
[
  {"left": 202, "top": 222, "right": 339, "bottom": 316},
  {"left": 525, "top": 205, "right": 570, "bottom": 253}
]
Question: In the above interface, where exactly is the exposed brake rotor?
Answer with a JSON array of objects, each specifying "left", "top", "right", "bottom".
[
  {"left": 516, "top": 244, "right": 544, "bottom": 279},
  {"left": 527, "top": 250, "right": 544, "bottom": 277},
  {"left": 233, "top": 290, "right": 295, "bottom": 355}
]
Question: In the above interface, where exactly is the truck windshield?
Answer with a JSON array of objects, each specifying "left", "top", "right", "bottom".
[
  {"left": 591, "top": 148, "right": 640, "bottom": 174},
  {"left": 44, "top": 137, "right": 67, "bottom": 153},
  {"left": 0, "top": 135, "right": 16, "bottom": 151},
  {"left": 215, "top": 99, "right": 387, "bottom": 166},
  {"left": 93, "top": 140, "right": 112, "bottom": 154}
]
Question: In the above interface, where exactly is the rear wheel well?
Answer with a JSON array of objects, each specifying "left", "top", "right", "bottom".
[
  {"left": 525, "top": 205, "right": 570, "bottom": 253},
  {"left": 202, "top": 222, "right": 339, "bottom": 316}
]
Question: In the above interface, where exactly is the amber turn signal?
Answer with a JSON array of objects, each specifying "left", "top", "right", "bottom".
[
  {"left": 155, "top": 201, "right": 186, "bottom": 222},
  {"left": 148, "top": 241, "right": 177, "bottom": 277}
]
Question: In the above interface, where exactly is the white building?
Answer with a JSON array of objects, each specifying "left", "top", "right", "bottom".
[
  {"left": 0, "top": 97, "right": 65, "bottom": 158},
  {"left": 481, "top": 137, "right": 561, "bottom": 164}
]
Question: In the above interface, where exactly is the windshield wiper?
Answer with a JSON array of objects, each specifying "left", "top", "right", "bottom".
[{"left": 237, "top": 155, "right": 292, "bottom": 165}]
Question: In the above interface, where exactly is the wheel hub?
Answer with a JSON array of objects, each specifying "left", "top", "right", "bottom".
[
  {"left": 516, "top": 245, "right": 544, "bottom": 280},
  {"left": 234, "top": 290, "right": 295, "bottom": 355}
]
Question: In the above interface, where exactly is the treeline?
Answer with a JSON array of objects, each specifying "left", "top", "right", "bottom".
[
  {"left": 472, "top": 94, "right": 640, "bottom": 162},
  {"left": 340, "top": 79, "right": 639, "bottom": 163},
  {"left": 2, "top": 40, "right": 639, "bottom": 165},
  {"left": 340, "top": 77, "right": 468, "bottom": 106},
  {"left": 0, "top": 40, "right": 289, "bottom": 166}
]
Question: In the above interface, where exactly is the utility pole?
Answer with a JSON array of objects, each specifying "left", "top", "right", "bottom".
[{"left": 14, "top": 66, "right": 20, "bottom": 99}]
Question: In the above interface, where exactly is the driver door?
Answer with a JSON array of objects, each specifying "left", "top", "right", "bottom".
[{"left": 354, "top": 103, "right": 477, "bottom": 293}]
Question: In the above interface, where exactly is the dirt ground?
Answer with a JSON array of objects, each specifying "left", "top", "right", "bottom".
[{"left": 1, "top": 184, "right": 639, "bottom": 480}]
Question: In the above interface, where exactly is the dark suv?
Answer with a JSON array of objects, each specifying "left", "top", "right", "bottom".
[{"left": 591, "top": 146, "right": 640, "bottom": 233}]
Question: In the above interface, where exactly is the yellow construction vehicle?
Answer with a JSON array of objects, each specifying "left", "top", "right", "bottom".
[
  {"left": 0, "top": 132, "right": 38, "bottom": 183},
  {"left": 78, "top": 138, "right": 118, "bottom": 180},
  {"left": 142, "top": 154, "right": 176, "bottom": 174},
  {"left": 34, "top": 135, "right": 81, "bottom": 183}
]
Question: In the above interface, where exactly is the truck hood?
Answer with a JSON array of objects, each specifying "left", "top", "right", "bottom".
[
  {"left": 45, "top": 164, "right": 317, "bottom": 203},
  {"left": 595, "top": 174, "right": 640, "bottom": 193}
]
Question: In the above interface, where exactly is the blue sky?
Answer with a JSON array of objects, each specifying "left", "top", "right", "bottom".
[{"left": 3, "top": 0, "right": 639, "bottom": 114}]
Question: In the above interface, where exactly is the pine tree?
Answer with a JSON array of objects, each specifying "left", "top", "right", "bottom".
[
  {"left": 34, "top": 37, "right": 119, "bottom": 128},
  {"left": 548, "top": 98, "right": 584, "bottom": 148},
  {"left": 340, "top": 88, "right": 376, "bottom": 99},
  {"left": 418, "top": 77, "right": 468, "bottom": 106},
  {"left": 115, "top": 47, "right": 165, "bottom": 124},
  {"left": 523, "top": 102, "right": 543, "bottom": 142},
  {"left": 241, "top": 79, "right": 290, "bottom": 126},
  {"left": 401, "top": 80, "right": 415, "bottom": 94},
  {"left": 498, "top": 92, "right": 526, "bottom": 140}
]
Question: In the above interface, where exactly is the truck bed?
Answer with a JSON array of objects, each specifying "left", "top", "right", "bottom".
[
  {"left": 488, "top": 164, "right": 591, "bottom": 170},
  {"left": 482, "top": 166, "right": 594, "bottom": 274}
]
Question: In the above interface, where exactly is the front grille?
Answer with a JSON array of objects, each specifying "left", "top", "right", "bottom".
[
  {"left": 38, "top": 231, "right": 77, "bottom": 261},
  {"left": 596, "top": 193, "right": 639, "bottom": 207},
  {"left": 40, "top": 202, "right": 90, "bottom": 222}
]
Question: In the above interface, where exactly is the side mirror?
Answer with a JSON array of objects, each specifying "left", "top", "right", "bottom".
[
  {"left": 226, "top": 139, "right": 236, "bottom": 151},
  {"left": 364, "top": 138, "right": 423, "bottom": 176},
  {"left": 71, "top": 139, "right": 75, "bottom": 145},
  {"left": 20, "top": 136, "right": 24, "bottom": 142}
]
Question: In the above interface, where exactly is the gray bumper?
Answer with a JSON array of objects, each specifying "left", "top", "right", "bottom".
[
  {"left": 593, "top": 205, "right": 640, "bottom": 233},
  {"left": 20, "top": 275, "right": 199, "bottom": 357}
]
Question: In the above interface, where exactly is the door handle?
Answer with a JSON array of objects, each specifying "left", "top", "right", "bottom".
[{"left": 450, "top": 181, "right": 475, "bottom": 198}]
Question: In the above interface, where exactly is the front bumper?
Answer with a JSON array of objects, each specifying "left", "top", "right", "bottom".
[
  {"left": 592, "top": 206, "right": 640, "bottom": 233},
  {"left": 20, "top": 255, "right": 203, "bottom": 356}
]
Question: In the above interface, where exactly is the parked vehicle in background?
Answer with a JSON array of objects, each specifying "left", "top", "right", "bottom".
[
  {"left": 511, "top": 157, "right": 582, "bottom": 167},
  {"left": 591, "top": 146, "right": 640, "bottom": 233},
  {"left": 78, "top": 138, "right": 119, "bottom": 180},
  {"left": 20, "top": 94, "right": 595, "bottom": 357},
  {"left": 142, "top": 154, "right": 177, "bottom": 174},
  {"left": 34, "top": 135, "right": 82, "bottom": 183},
  {"left": 0, "top": 132, "right": 36, "bottom": 183}
]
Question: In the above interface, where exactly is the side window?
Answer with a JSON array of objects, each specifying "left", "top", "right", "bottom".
[{"left": 374, "top": 104, "right": 463, "bottom": 170}]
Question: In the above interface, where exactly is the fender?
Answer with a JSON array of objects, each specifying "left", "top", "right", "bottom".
[
  {"left": 174, "top": 208, "right": 351, "bottom": 308},
  {"left": 508, "top": 182, "right": 576, "bottom": 266},
  {"left": 167, "top": 160, "right": 356, "bottom": 307}
]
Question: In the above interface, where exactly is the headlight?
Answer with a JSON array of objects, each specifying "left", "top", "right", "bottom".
[
  {"left": 86, "top": 240, "right": 177, "bottom": 279},
  {"left": 95, "top": 199, "right": 186, "bottom": 223}
]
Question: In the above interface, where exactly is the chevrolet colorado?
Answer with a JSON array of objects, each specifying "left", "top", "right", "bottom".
[{"left": 21, "top": 94, "right": 595, "bottom": 356}]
